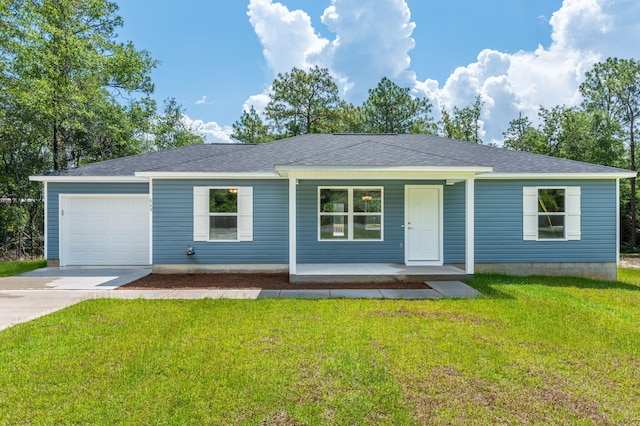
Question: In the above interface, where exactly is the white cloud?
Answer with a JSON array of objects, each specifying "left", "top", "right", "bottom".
[
  {"left": 244, "top": 0, "right": 417, "bottom": 106},
  {"left": 247, "top": 0, "right": 328, "bottom": 74},
  {"left": 182, "top": 115, "right": 234, "bottom": 144},
  {"left": 317, "top": 0, "right": 416, "bottom": 101},
  {"left": 244, "top": 0, "right": 640, "bottom": 144},
  {"left": 414, "top": 0, "right": 640, "bottom": 143},
  {"left": 195, "top": 96, "right": 209, "bottom": 105},
  {"left": 243, "top": 92, "right": 270, "bottom": 116}
]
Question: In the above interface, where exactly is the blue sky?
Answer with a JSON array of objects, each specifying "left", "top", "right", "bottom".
[{"left": 116, "top": 0, "right": 639, "bottom": 143}]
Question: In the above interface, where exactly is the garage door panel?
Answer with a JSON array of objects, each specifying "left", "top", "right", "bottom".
[{"left": 61, "top": 195, "right": 149, "bottom": 266}]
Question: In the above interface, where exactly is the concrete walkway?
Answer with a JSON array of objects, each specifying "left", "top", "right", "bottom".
[{"left": 0, "top": 267, "right": 481, "bottom": 331}]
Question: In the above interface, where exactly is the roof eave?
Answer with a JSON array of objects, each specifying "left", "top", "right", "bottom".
[
  {"left": 29, "top": 175, "right": 148, "bottom": 183},
  {"left": 134, "top": 171, "right": 281, "bottom": 179},
  {"left": 477, "top": 171, "right": 637, "bottom": 180},
  {"left": 276, "top": 165, "right": 493, "bottom": 178}
]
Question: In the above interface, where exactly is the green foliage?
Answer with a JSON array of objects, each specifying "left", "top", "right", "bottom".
[
  {"left": 505, "top": 106, "right": 624, "bottom": 167},
  {"left": 0, "top": 0, "right": 158, "bottom": 257},
  {"left": 152, "top": 97, "right": 204, "bottom": 150},
  {"left": 330, "top": 102, "right": 366, "bottom": 133},
  {"left": 265, "top": 66, "right": 342, "bottom": 137},
  {"left": 503, "top": 112, "right": 547, "bottom": 153},
  {"left": 231, "top": 105, "right": 272, "bottom": 143},
  {"left": 361, "top": 77, "right": 435, "bottom": 134},
  {"left": 1, "top": 272, "right": 640, "bottom": 423},
  {"left": 0, "top": 0, "right": 158, "bottom": 170},
  {"left": 0, "top": 258, "right": 46, "bottom": 276},
  {"left": 440, "top": 95, "right": 484, "bottom": 143},
  {"left": 580, "top": 57, "right": 640, "bottom": 246}
]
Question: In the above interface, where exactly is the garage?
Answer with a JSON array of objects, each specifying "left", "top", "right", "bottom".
[{"left": 60, "top": 195, "right": 150, "bottom": 266}]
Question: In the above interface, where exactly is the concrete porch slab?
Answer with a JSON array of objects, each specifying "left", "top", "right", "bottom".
[{"left": 292, "top": 263, "right": 470, "bottom": 283}]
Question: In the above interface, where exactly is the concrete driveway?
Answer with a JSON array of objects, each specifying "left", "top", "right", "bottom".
[{"left": 0, "top": 267, "right": 150, "bottom": 331}]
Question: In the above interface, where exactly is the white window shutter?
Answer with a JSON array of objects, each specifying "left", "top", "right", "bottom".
[
  {"left": 193, "top": 187, "right": 209, "bottom": 241},
  {"left": 566, "top": 186, "right": 581, "bottom": 240},
  {"left": 523, "top": 187, "right": 538, "bottom": 240},
  {"left": 238, "top": 187, "right": 253, "bottom": 241}
]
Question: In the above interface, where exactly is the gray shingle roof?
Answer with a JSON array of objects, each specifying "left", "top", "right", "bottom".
[{"left": 42, "top": 133, "right": 632, "bottom": 177}]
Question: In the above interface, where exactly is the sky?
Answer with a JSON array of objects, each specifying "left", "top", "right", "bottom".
[{"left": 116, "top": 0, "right": 640, "bottom": 144}]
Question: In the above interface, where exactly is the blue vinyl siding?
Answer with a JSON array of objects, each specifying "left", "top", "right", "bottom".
[
  {"left": 46, "top": 182, "right": 149, "bottom": 260},
  {"left": 475, "top": 179, "right": 617, "bottom": 263},
  {"left": 153, "top": 179, "right": 288, "bottom": 264},
  {"left": 296, "top": 180, "right": 466, "bottom": 264},
  {"left": 443, "top": 182, "right": 466, "bottom": 263}
]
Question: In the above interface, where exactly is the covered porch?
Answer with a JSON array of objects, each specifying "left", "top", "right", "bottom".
[
  {"left": 290, "top": 263, "right": 469, "bottom": 283},
  {"left": 280, "top": 166, "right": 489, "bottom": 283}
]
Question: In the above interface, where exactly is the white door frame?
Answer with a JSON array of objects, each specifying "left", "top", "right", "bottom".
[
  {"left": 59, "top": 194, "right": 150, "bottom": 266},
  {"left": 404, "top": 185, "right": 443, "bottom": 266}
]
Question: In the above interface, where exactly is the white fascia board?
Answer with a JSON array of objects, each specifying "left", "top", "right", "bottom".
[
  {"left": 276, "top": 165, "right": 493, "bottom": 173},
  {"left": 29, "top": 175, "right": 149, "bottom": 183},
  {"left": 477, "top": 172, "right": 637, "bottom": 180},
  {"left": 278, "top": 165, "right": 493, "bottom": 180},
  {"left": 134, "top": 172, "right": 281, "bottom": 179}
]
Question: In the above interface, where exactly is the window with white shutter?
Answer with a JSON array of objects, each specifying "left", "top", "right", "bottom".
[
  {"left": 523, "top": 186, "right": 580, "bottom": 241},
  {"left": 193, "top": 186, "right": 253, "bottom": 242}
]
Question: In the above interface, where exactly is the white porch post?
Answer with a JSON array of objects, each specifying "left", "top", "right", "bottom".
[
  {"left": 43, "top": 181, "right": 48, "bottom": 260},
  {"left": 289, "top": 177, "right": 297, "bottom": 275},
  {"left": 465, "top": 177, "right": 475, "bottom": 274},
  {"left": 616, "top": 178, "right": 620, "bottom": 264},
  {"left": 148, "top": 178, "right": 153, "bottom": 266}
]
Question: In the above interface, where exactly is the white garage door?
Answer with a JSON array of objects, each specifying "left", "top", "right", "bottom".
[{"left": 61, "top": 195, "right": 150, "bottom": 266}]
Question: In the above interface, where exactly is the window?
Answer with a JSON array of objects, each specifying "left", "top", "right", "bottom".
[
  {"left": 319, "top": 187, "right": 383, "bottom": 241},
  {"left": 209, "top": 188, "right": 238, "bottom": 240},
  {"left": 523, "top": 186, "right": 580, "bottom": 241},
  {"left": 193, "top": 186, "right": 253, "bottom": 242},
  {"left": 537, "top": 188, "right": 565, "bottom": 239}
]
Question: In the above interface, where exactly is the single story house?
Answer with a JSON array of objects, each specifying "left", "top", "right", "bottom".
[{"left": 31, "top": 134, "right": 635, "bottom": 281}]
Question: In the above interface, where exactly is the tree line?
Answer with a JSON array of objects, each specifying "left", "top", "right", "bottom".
[
  {"left": 0, "top": 0, "right": 203, "bottom": 259},
  {"left": 232, "top": 67, "right": 484, "bottom": 142}
]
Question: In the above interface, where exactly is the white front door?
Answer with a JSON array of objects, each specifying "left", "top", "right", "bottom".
[{"left": 405, "top": 185, "right": 442, "bottom": 265}]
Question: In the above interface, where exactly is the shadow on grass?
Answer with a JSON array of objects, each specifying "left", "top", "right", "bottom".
[
  {"left": 464, "top": 271, "right": 640, "bottom": 300},
  {"left": 463, "top": 274, "right": 517, "bottom": 299}
]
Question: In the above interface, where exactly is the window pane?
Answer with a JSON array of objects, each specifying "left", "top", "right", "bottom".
[
  {"left": 210, "top": 189, "right": 237, "bottom": 213},
  {"left": 209, "top": 216, "right": 238, "bottom": 240},
  {"left": 353, "top": 189, "right": 382, "bottom": 213},
  {"left": 538, "top": 188, "right": 565, "bottom": 213},
  {"left": 320, "top": 215, "right": 349, "bottom": 239},
  {"left": 538, "top": 215, "right": 565, "bottom": 239},
  {"left": 354, "top": 215, "right": 381, "bottom": 239},
  {"left": 320, "top": 189, "right": 348, "bottom": 213}
]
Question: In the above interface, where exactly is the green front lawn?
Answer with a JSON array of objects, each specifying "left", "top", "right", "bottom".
[
  {"left": 1, "top": 270, "right": 639, "bottom": 424},
  {"left": 0, "top": 258, "right": 46, "bottom": 277}
]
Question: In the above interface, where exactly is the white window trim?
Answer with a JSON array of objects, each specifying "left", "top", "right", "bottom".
[
  {"left": 193, "top": 186, "right": 253, "bottom": 242},
  {"left": 523, "top": 186, "right": 580, "bottom": 241},
  {"left": 317, "top": 186, "right": 384, "bottom": 242}
]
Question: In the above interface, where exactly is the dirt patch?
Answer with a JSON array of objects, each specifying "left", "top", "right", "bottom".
[
  {"left": 619, "top": 255, "right": 640, "bottom": 269},
  {"left": 119, "top": 273, "right": 430, "bottom": 290}
]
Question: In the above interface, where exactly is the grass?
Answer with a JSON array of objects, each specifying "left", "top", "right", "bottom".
[
  {"left": 0, "top": 258, "right": 46, "bottom": 277},
  {"left": 1, "top": 271, "right": 639, "bottom": 424}
]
